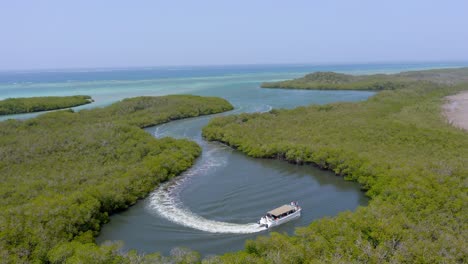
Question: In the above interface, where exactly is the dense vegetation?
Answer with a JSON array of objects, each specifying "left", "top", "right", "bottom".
[
  {"left": 0, "top": 95, "right": 93, "bottom": 115},
  {"left": 261, "top": 67, "right": 468, "bottom": 90},
  {"left": 203, "top": 72, "right": 468, "bottom": 263},
  {"left": 0, "top": 95, "right": 233, "bottom": 263}
]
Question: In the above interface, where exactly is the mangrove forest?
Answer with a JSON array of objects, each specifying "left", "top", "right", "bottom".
[
  {"left": 0, "top": 95, "right": 233, "bottom": 263},
  {"left": 261, "top": 67, "right": 468, "bottom": 90},
  {"left": 0, "top": 95, "right": 94, "bottom": 115},
  {"left": 203, "top": 68, "right": 468, "bottom": 263}
]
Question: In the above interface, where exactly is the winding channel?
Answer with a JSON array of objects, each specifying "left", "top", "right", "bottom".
[{"left": 97, "top": 89, "right": 372, "bottom": 256}]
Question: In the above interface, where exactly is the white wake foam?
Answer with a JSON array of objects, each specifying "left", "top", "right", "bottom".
[
  {"left": 153, "top": 123, "right": 168, "bottom": 138},
  {"left": 148, "top": 185, "right": 266, "bottom": 233},
  {"left": 261, "top": 105, "right": 273, "bottom": 113},
  {"left": 245, "top": 104, "right": 273, "bottom": 114},
  {"left": 147, "top": 144, "right": 266, "bottom": 234}
]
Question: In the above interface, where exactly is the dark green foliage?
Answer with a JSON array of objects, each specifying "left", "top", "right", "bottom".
[
  {"left": 261, "top": 67, "right": 468, "bottom": 90},
  {"left": 261, "top": 71, "right": 409, "bottom": 90},
  {"left": 203, "top": 78, "right": 468, "bottom": 262},
  {"left": 85, "top": 95, "right": 234, "bottom": 128},
  {"left": 0, "top": 95, "right": 233, "bottom": 263},
  {"left": 0, "top": 95, "right": 93, "bottom": 115}
]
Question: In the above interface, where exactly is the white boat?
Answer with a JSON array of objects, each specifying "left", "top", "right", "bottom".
[{"left": 258, "top": 202, "right": 301, "bottom": 229}]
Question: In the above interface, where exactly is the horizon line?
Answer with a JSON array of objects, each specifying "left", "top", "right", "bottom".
[{"left": 1, "top": 60, "right": 468, "bottom": 73}]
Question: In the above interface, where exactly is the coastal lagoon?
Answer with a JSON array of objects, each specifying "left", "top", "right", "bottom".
[{"left": 1, "top": 63, "right": 465, "bottom": 256}]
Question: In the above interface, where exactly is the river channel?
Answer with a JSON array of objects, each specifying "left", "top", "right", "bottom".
[{"left": 96, "top": 77, "right": 373, "bottom": 256}]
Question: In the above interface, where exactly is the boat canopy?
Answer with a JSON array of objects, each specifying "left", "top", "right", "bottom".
[{"left": 267, "top": 204, "right": 296, "bottom": 217}]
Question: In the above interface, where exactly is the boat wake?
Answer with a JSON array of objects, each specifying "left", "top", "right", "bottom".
[
  {"left": 153, "top": 123, "right": 169, "bottom": 138},
  {"left": 147, "top": 145, "right": 266, "bottom": 234},
  {"left": 262, "top": 104, "right": 273, "bottom": 113},
  {"left": 246, "top": 104, "right": 272, "bottom": 114}
]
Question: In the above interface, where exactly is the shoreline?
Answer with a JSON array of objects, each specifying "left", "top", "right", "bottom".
[{"left": 443, "top": 91, "right": 468, "bottom": 131}]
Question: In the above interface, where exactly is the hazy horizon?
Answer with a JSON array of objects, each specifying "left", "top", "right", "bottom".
[
  {"left": 1, "top": 0, "right": 467, "bottom": 71},
  {"left": 2, "top": 61, "right": 468, "bottom": 74}
]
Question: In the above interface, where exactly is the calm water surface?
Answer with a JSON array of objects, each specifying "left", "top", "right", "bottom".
[
  {"left": 97, "top": 112, "right": 369, "bottom": 256},
  {"left": 2, "top": 63, "right": 466, "bottom": 256}
]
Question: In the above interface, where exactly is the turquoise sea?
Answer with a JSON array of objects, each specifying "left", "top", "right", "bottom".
[{"left": 1, "top": 62, "right": 466, "bottom": 121}]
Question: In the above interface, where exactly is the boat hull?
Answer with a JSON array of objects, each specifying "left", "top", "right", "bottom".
[{"left": 259, "top": 208, "right": 301, "bottom": 229}]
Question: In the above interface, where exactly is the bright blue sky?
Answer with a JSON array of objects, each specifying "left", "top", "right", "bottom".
[{"left": 1, "top": 0, "right": 467, "bottom": 70}]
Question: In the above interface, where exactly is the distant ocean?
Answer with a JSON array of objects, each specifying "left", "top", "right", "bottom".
[
  {"left": 1, "top": 62, "right": 466, "bottom": 121},
  {"left": 2, "top": 62, "right": 467, "bottom": 84}
]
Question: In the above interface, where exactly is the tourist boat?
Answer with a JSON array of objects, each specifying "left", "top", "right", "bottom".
[{"left": 258, "top": 202, "right": 301, "bottom": 229}]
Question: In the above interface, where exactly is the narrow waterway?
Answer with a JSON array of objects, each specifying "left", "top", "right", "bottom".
[{"left": 97, "top": 88, "right": 372, "bottom": 256}]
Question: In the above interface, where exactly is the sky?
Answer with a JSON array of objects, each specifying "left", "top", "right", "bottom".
[{"left": 0, "top": 0, "right": 467, "bottom": 70}]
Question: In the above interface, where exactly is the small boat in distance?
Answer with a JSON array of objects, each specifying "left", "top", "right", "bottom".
[{"left": 258, "top": 201, "right": 301, "bottom": 229}]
